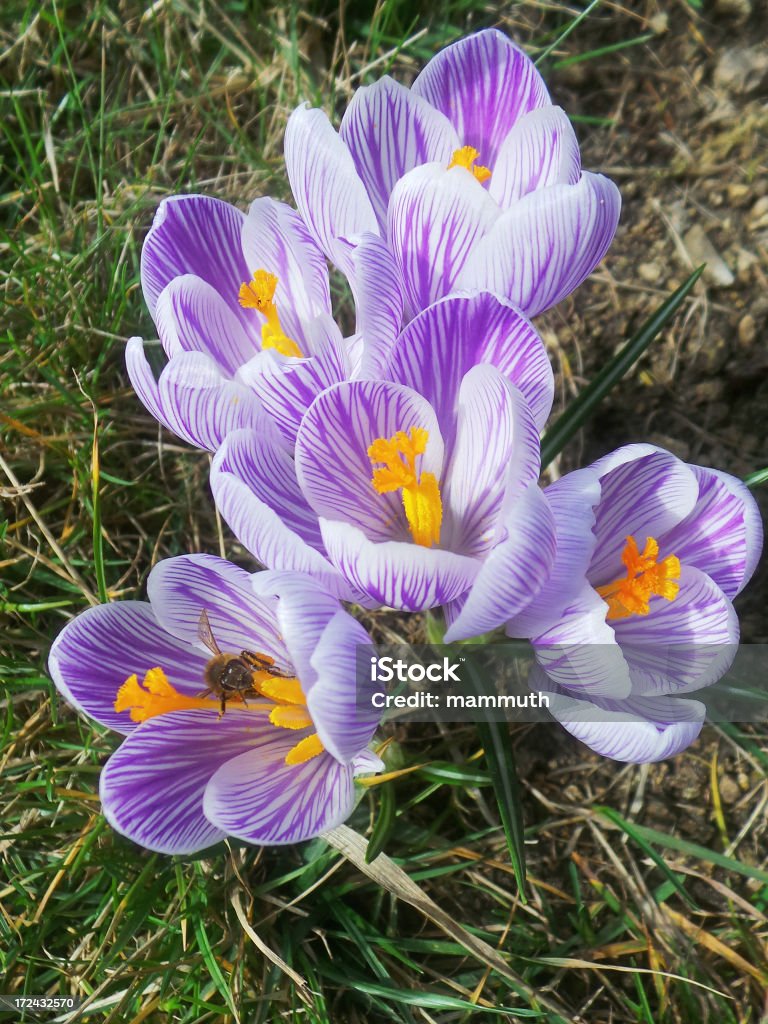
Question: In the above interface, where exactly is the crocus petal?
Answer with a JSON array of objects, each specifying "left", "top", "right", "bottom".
[
  {"left": 588, "top": 446, "right": 699, "bottom": 584},
  {"left": 210, "top": 430, "right": 352, "bottom": 598},
  {"left": 489, "top": 106, "right": 581, "bottom": 208},
  {"left": 505, "top": 467, "right": 601, "bottom": 638},
  {"left": 125, "top": 339, "right": 265, "bottom": 452},
  {"left": 284, "top": 104, "right": 378, "bottom": 277},
  {"left": 385, "top": 291, "right": 554, "bottom": 432},
  {"left": 387, "top": 163, "right": 498, "bottom": 317},
  {"left": 531, "top": 586, "right": 633, "bottom": 699},
  {"left": 445, "top": 484, "right": 557, "bottom": 641},
  {"left": 146, "top": 554, "right": 286, "bottom": 665},
  {"left": 612, "top": 565, "right": 739, "bottom": 695},
  {"left": 295, "top": 379, "right": 443, "bottom": 542},
  {"left": 49, "top": 602, "right": 208, "bottom": 735},
  {"left": 203, "top": 741, "right": 356, "bottom": 845},
  {"left": 100, "top": 708, "right": 269, "bottom": 854},
  {"left": 532, "top": 666, "right": 705, "bottom": 763},
  {"left": 458, "top": 172, "right": 621, "bottom": 317},
  {"left": 308, "top": 609, "right": 382, "bottom": 764},
  {"left": 343, "top": 232, "right": 405, "bottom": 378},
  {"left": 249, "top": 570, "right": 344, "bottom": 695},
  {"left": 236, "top": 315, "right": 350, "bottom": 443},
  {"left": 339, "top": 76, "right": 459, "bottom": 231},
  {"left": 659, "top": 465, "right": 764, "bottom": 600},
  {"left": 411, "top": 29, "right": 550, "bottom": 167},
  {"left": 155, "top": 274, "right": 256, "bottom": 374},
  {"left": 241, "top": 197, "right": 332, "bottom": 348},
  {"left": 441, "top": 365, "right": 540, "bottom": 556},
  {"left": 320, "top": 517, "right": 479, "bottom": 611},
  {"left": 140, "top": 195, "right": 250, "bottom": 325}
]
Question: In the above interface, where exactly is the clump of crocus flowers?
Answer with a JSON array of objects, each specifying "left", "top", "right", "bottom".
[{"left": 51, "top": 29, "right": 762, "bottom": 854}]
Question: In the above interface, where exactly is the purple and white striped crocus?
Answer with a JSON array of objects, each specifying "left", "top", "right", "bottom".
[
  {"left": 48, "top": 554, "right": 382, "bottom": 853},
  {"left": 127, "top": 194, "right": 404, "bottom": 450},
  {"left": 210, "top": 290, "right": 558, "bottom": 613},
  {"left": 448, "top": 444, "right": 763, "bottom": 762},
  {"left": 285, "top": 28, "right": 621, "bottom": 321}
]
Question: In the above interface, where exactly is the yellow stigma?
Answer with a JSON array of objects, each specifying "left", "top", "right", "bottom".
[
  {"left": 237, "top": 269, "right": 304, "bottom": 359},
  {"left": 114, "top": 666, "right": 324, "bottom": 765},
  {"left": 114, "top": 668, "right": 224, "bottom": 723},
  {"left": 368, "top": 427, "right": 442, "bottom": 548},
  {"left": 596, "top": 536, "right": 681, "bottom": 620},
  {"left": 447, "top": 145, "right": 491, "bottom": 184}
]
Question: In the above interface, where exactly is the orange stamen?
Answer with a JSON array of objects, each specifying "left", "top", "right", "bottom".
[
  {"left": 237, "top": 269, "right": 304, "bottom": 358},
  {"left": 596, "top": 536, "right": 681, "bottom": 620},
  {"left": 368, "top": 427, "right": 442, "bottom": 547},
  {"left": 447, "top": 145, "right": 491, "bottom": 184}
]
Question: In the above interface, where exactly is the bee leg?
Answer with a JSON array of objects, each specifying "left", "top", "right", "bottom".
[{"left": 217, "top": 694, "right": 226, "bottom": 720}]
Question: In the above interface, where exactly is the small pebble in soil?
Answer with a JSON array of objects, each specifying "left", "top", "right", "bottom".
[{"left": 738, "top": 313, "right": 757, "bottom": 347}]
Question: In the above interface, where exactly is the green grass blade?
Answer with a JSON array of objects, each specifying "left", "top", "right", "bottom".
[
  {"left": 552, "top": 34, "right": 654, "bottom": 70},
  {"left": 595, "top": 807, "right": 696, "bottom": 909},
  {"left": 540, "top": 266, "right": 705, "bottom": 469},
  {"left": 466, "top": 665, "right": 527, "bottom": 899},
  {"left": 744, "top": 467, "right": 768, "bottom": 488},
  {"left": 366, "top": 781, "right": 397, "bottom": 863},
  {"left": 599, "top": 811, "right": 768, "bottom": 885},
  {"left": 535, "top": 0, "right": 602, "bottom": 66}
]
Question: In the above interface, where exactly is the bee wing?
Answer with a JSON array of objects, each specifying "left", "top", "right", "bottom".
[{"left": 198, "top": 609, "right": 222, "bottom": 657}]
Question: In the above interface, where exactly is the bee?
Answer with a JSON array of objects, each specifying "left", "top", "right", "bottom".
[{"left": 198, "top": 609, "right": 291, "bottom": 716}]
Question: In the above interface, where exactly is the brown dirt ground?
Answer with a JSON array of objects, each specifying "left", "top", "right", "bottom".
[
  {"left": 535, "top": 0, "right": 768, "bottom": 640},
  {"left": 488, "top": 0, "right": 768, "bottom": 957}
]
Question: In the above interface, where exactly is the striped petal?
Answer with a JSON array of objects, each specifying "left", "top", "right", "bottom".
[
  {"left": 308, "top": 609, "right": 383, "bottom": 763},
  {"left": 49, "top": 602, "right": 208, "bottom": 735},
  {"left": 249, "top": 570, "right": 346, "bottom": 697},
  {"left": 458, "top": 173, "right": 621, "bottom": 317},
  {"left": 387, "top": 163, "right": 498, "bottom": 318},
  {"left": 659, "top": 465, "right": 764, "bottom": 600},
  {"left": 339, "top": 76, "right": 459, "bottom": 231},
  {"left": 210, "top": 429, "right": 352, "bottom": 598},
  {"left": 445, "top": 484, "right": 556, "bottom": 641},
  {"left": 284, "top": 104, "right": 378, "bottom": 277},
  {"left": 588, "top": 446, "right": 699, "bottom": 584},
  {"left": 344, "top": 232, "right": 405, "bottom": 378},
  {"left": 531, "top": 586, "right": 633, "bottom": 699},
  {"left": 532, "top": 666, "right": 705, "bottom": 763},
  {"left": 506, "top": 467, "right": 601, "bottom": 638},
  {"left": 441, "top": 365, "right": 540, "bottom": 556},
  {"left": 241, "top": 197, "right": 332, "bottom": 348},
  {"left": 140, "top": 195, "right": 250, "bottom": 329},
  {"left": 411, "top": 29, "right": 550, "bottom": 167},
  {"left": 613, "top": 565, "right": 739, "bottom": 695},
  {"left": 100, "top": 708, "right": 270, "bottom": 854},
  {"left": 146, "top": 554, "right": 287, "bottom": 666},
  {"left": 125, "top": 339, "right": 265, "bottom": 452},
  {"left": 236, "top": 315, "right": 350, "bottom": 443},
  {"left": 385, "top": 291, "right": 554, "bottom": 432},
  {"left": 295, "top": 379, "right": 443, "bottom": 542},
  {"left": 320, "top": 517, "right": 479, "bottom": 611},
  {"left": 203, "top": 741, "right": 357, "bottom": 845},
  {"left": 155, "top": 275, "right": 257, "bottom": 374},
  {"left": 489, "top": 106, "right": 581, "bottom": 208}
]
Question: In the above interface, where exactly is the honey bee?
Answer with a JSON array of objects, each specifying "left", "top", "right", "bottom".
[{"left": 198, "top": 609, "right": 290, "bottom": 716}]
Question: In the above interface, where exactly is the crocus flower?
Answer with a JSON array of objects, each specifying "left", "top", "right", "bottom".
[
  {"left": 48, "top": 554, "right": 382, "bottom": 853},
  {"left": 128, "top": 194, "right": 404, "bottom": 450},
  {"left": 210, "top": 290, "right": 558, "bottom": 613},
  {"left": 285, "top": 28, "right": 620, "bottom": 320},
  {"left": 447, "top": 444, "right": 763, "bottom": 761}
]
